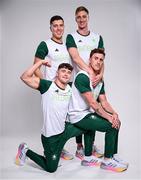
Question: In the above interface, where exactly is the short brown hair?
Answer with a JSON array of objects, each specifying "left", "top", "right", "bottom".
[
  {"left": 58, "top": 63, "right": 73, "bottom": 72},
  {"left": 90, "top": 48, "right": 105, "bottom": 58},
  {"left": 75, "top": 6, "right": 89, "bottom": 15},
  {"left": 50, "top": 15, "right": 64, "bottom": 25}
]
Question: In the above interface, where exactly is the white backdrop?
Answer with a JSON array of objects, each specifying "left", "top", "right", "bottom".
[{"left": 0, "top": 0, "right": 141, "bottom": 178}]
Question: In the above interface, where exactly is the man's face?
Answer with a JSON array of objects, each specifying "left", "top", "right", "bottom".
[
  {"left": 90, "top": 53, "right": 104, "bottom": 72},
  {"left": 57, "top": 68, "right": 72, "bottom": 84},
  {"left": 75, "top": 10, "right": 89, "bottom": 29},
  {"left": 50, "top": 20, "right": 64, "bottom": 40}
]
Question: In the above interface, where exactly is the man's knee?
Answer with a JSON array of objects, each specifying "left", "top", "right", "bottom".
[
  {"left": 45, "top": 154, "right": 59, "bottom": 173},
  {"left": 46, "top": 166, "right": 57, "bottom": 173}
]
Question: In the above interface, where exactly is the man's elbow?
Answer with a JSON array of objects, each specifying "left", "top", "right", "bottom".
[{"left": 20, "top": 73, "right": 28, "bottom": 83}]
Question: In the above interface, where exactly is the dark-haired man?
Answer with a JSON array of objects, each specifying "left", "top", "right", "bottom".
[
  {"left": 33, "top": 15, "right": 73, "bottom": 160},
  {"left": 15, "top": 61, "right": 85, "bottom": 173},
  {"left": 68, "top": 48, "right": 128, "bottom": 172}
]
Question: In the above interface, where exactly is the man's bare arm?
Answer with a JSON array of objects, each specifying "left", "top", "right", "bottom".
[{"left": 21, "top": 60, "right": 50, "bottom": 89}]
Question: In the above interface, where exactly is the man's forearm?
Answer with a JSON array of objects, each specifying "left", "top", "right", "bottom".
[
  {"left": 73, "top": 56, "right": 90, "bottom": 73},
  {"left": 34, "top": 68, "right": 43, "bottom": 79},
  {"left": 20, "top": 61, "right": 43, "bottom": 89},
  {"left": 101, "top": 101, "right": 117, "bottom": 115},
  {"left": 21, "top": 61, "right": 43, "bottom": 79},
  {"left": 34, "top": 57, "right": 44, "bottom": 78},
  {"left": 90, "top": 101, "right": 112, "bottom": 122},
  {"left": 68, "top": 48, "right": 91, "bottom": 73}
]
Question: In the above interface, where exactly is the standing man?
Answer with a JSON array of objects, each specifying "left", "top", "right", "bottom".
[
  {"left": 33, "top": 15, "right": 73, "bottom": 160},
  {"left": 66, "top": 6, "right": 104, "bottom": 158},
  {"left": 68, "top": 48, "right": 128, "bottom": 172}
]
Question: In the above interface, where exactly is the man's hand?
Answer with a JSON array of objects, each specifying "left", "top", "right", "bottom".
[
  {"left": 111, "top": 113, "right": 121, "bottom": 129},
  {"left": 42, "top": 60, "right": 51, "bottom": 67},
  {"left": 88, "top": 68, "right": 102, "bottom": 87},
  {"left": 108, "top": 113, "right": 121, "bottom": 129},
  {"left": 92, "top": 74, "right": 102, "bottom": 87}
]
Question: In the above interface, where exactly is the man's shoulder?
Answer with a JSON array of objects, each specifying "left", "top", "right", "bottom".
[
  {"left": 45, "top": 38, "right": 53, "bottom": 45},
  {"left": 76, "top": 70, "right": 89, "bottom": 78},
  {"left": 38, "top": 79, "right": 52, "bottom": 94},
  {"left": 67, "top": 32, "right": 78, "bottom": 38},
  {"left": 89, "top": 31, "right": 100, "bottom": 38},
  {"left": 75, "top": 71, "right": 90, "bottom": 85},
  {"left": 66, "top": 83, "right": 72, "bottom": 90}
]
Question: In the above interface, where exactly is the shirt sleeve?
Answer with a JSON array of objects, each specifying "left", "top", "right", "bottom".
[
  {"left": 75, "top": 73, "right": 91, "bottom": 93},
  {"left": 35, "top": 41, "right": 48, "bottom": 59},
  {"left": 68, "top": 82, "right": 73, "bottom": 87},
  {"left": 98, "top": 35, "right": 104, "bottom": 49},
  {"left": 66, "top": 34, "right": 77, "bottom": 49},
  {"left": 99, "top": 82, "right": 105, "bottom": 94},
  {"left": 37, "top": 79, "right": 52, "bottom": 94}
]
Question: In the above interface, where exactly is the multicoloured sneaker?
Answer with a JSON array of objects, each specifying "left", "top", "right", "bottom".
[
  {"left": 81, "top": 156, "right": 102, "bottom": 166},
  {"left": 113, "top": 154, "right": 129, "bottom": 167},
  {"left": 92, "top": 145, "right": 103, "bottom": 158},
  {"left": 15, "top": 143, "right": 28, "bottom": 166},
  {"left": 100, "top": 158, "right": 128, "bottom": 172},
  {"left": 75, "top": 147, "right": 84, "bottom": 160},
  {"left": 61, "top": 149, "right": 74, "bottom": 160}
]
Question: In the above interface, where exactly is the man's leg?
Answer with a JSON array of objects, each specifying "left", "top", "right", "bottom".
[
  {"left": 84, "top": 131, "right": 94, "bottom": 156},
  {"left": 25, "top": 134, "right": 61, "bottom": 173},
  {"left": 76, "top": 135, "right": 83, "bottom": 149},
  {"left": 15, "top": 140, "right": 50, "bottom": 172},
  {"left": 74, "top": 113, "right": 118, "bottom": 158},
  {"left": 41, "top": 123, "right": 86, "bottom": 172},
  {"left": 74, "top": 113, "right": 128, "bottom": 172},
  {"left": 75, "top": 135, "right": 84, "bottom": 160}
]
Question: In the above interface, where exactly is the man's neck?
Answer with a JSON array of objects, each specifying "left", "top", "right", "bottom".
[
  {"left": 51, "top": 37, "right": 63, "bottom": 44},
  {"left": 77, "top": 28, "right": 90, "bottom": 36},
  {"left": 89, "top": 66, "right": 100, "bottom": 77},
  {"left": 54, "top": 79, "right": 66, "bottom": 90}
]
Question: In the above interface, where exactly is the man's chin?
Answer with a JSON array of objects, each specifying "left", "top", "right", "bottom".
[
  {"left": 94, "top": 69, "right": 100, "bottom": 73},
  {"left": 61, "top": 80, "right": 69, "bottom": 84}
]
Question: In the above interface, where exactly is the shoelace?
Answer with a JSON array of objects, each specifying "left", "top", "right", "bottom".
[{"left": 106, "top": 162, "right": 117, "bottom": 167}]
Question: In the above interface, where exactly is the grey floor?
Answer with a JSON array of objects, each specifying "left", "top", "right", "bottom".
[{"left": 0, "top": 132, "right": 141, "bottom": 180}]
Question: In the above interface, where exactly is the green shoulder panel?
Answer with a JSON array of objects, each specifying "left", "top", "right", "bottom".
[
  {"left": 35, "top": 41, "right": 48, "bottom": 59},
  {"left": 98, "top": 36, "right": 104, "bottom": 49},
  {"left": 66, "top": 34, "right": 77, "bottom": 48},
  {"left": 38, "top": 79, "right": 52, "bottom": 94},
  {"left": 100, "top": 81, "right": 105, "bottom": 94},
  {"left": 75, "top": 73, "right": 91, "bottom": 93}
]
